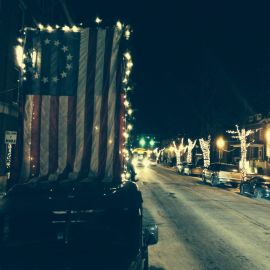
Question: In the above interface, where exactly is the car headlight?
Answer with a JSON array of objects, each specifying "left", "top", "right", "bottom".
[{"left": 143, "top": 159, "right": 149, "bottom": 167}]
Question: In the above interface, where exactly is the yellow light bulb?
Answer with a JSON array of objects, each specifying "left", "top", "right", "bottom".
[
  {"left": 124, "top": 52, "right": 131, "bottom": 60},
  {"left": 127, "top": 61, "right": 133, "bottom": 68},
  {"left": 116, "top": 21, "right": 123, "bottom": 30},
  {"left": 62, "top": 25, "right": 70, "bottom": 32},
  {"left": 72, "top": 25, "right": 79, "bottom": 32},
  {"left": 47, "top": 25, "right": 53, "bottom": 32},
  {"left": 95, "top": 17, "right": 102, "bottom": 24},
  {"left": 38, "top": 24, "right": 44, "bottom": 30}
]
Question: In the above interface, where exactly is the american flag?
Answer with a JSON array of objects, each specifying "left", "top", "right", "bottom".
[{"left": 15, "top": 26, "right": 124, "bottom": 183}]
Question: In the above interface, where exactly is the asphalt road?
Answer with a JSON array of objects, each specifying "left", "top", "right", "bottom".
[{"left": 137, "top": 164, "right": 270, "bottom": 270}]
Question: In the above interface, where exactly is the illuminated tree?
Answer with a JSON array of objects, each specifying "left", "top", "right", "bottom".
[
  {"left": 187, "top": 139, "right": 197, "bottom": 164},
  {"left": 199, "top": 135, "right": 211, "bottom": 167},
  {"left": 227, "top": 125, "right": 256, "bottom": 181},
  {"left": 173, "top": 139, "right": 187, "bottom": 166}
]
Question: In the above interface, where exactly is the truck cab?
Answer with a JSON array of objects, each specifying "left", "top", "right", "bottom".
[{"left": 0, "top": 179, "right": 158, "bottom": 270}]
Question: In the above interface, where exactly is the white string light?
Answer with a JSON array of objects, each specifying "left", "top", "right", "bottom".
[
  {"left": 62, "top": 25, "right": 70, "bottom": 32},
  {"left": 116, "top": 20, "right": 123, "bottom": 30},
  {"left": 173, "top": 139, "right": 187, "bottom": 166},
  {"left": 125, "top": 25, "right": 131, "bottom": 40},
  {"left": 46, "top": 25, "right": 53, "bottom": 32},
  {"left": 227, "top": 125, "right": 257, "bottom": 180},
  {"left": 187, "top": 139, "right": 197, "bottom": 164},
  {"left": 38, "top": 23, "right": 44, "bottom": 30},
  {"left": 95, "top": 17, "right": 102, "bottom": 24},
  {"left": 199, "top": 135, "right": 211, "bottom": 167}
]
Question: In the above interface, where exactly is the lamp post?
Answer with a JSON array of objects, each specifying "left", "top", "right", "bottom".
[{"left": 216, "top": 137, "right": 225, "bottom": 162}]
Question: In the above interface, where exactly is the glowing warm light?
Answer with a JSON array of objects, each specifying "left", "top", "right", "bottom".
[
  {"left": 47, "top": 25, "right": 53, "bottom": 32},
  {"left": 216, "top": 137, "right": 225, "bottom": 149},
  {"left": 72, "top": 25, "right": 79, "bottom": 32},
  {"left": 128, "top": 109, "right": 133, "bottom": 115},
  {"left": 123, "top": 132, "right": 129, "bottom": 138},
  {"left": 143, "top": 159, "right": 149, "bottom": 167},
  {"left": 125, "top": 28, "right": 131, "bottom": 40},
  {"left": 62, "top": 25, "right": 70, "bottom": 32},
  {"left": 187, "top": 139, "right": 197, "bottom": 164},
  {"left": 116, "top": 21, "right": 123, "bottom": 30},
  {"left": 15, "top": 45, "right": 24, "bottom": 69},
  {"left": 55, "top": 25, "right": 60, "bottom": 29},
  {"left": 95, "top": 17, "right": 102, "bottom": 24},
  {"left": 227, "top": 125, "right": 256, "bottom": 180},
  {"left": 265, "top": 129, "right": 270, "bottom": 142},
  {"left": 127, "top": 61, "right": 133, "bottom": 68},
  {"left": 17, "top": 38, "right": 23, "bottom": 44},
  {"left": 169, "top": 146, "right": 174, "bottom": 152},
  {"left": 124, "top": 100, "right": 129, "bottom": 107},
  {"left": 199, "top": 136, "right": 211, "bottom": 167},
  {"left": 124, "top": 52, "right": 131, "bottom": 60},
  {"left": 127, "top": 124, "right": 133, "bottom": 130},
  {"left": 38, "top": 23, "right": 44, "bottom": 30}
]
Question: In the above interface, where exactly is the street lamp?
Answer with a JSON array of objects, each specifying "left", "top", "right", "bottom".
[{"left": 216, "top": 137, "right": 225, "bottom": 162}]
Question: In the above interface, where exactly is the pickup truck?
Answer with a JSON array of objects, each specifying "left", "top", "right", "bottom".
[
  {"left": 202, "top": 163, "right": 242, "bottom": 187},
  {"left": 0, "top": 179, "right": 158, "bottom": 270}
]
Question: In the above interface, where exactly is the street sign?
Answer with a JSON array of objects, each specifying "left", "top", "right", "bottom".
[{"left": 5, "top": 131, "right": 17, "bottom": 144}]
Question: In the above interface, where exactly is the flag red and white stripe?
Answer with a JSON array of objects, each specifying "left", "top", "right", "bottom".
[{"left": 18, "top": 27, "right": 124, "bottom": 183}]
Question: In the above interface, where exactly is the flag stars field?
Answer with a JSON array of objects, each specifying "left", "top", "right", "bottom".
[
  {"left": 67, "top": 54, "right": 73, "bottom": 61},
  {"left": 66, "top": 63, "right": 72, "bottom": 70},
  {"left": 52, "top": 76, "right": 59, "bottom": 83},
  {"left": 54, "top": 40, "right": 60, "bottom": 46},
  {"left": 61, "top": 46, "right": 68, "bottom": 52},
  {"left": 42, "top": 77, "right": 48, "bottom": 83}
]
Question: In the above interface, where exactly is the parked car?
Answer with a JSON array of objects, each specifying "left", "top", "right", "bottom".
[
  {"left": 177, "top": 162, "right": 187, "bottom": 174},
  {"left": 202, "top": 163, "right": 241, "bottom": 187},
  {"left": 183, "top": 163, "right": 204, "bottom": 176},
  {"left": 240, "top": 176, "right": 270, "bottom": 199}
]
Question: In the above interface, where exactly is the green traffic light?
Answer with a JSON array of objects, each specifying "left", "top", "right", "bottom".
[
  {"left": 139, "top": 138, "right": 146, "bottom": 147},
  {"left": 149, "top": 139, "right": 155, "bottom": 147}
]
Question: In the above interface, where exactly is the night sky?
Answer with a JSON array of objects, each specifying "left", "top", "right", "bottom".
[{"left": 31, "top": 1, "right": 270, "bottom": 138}]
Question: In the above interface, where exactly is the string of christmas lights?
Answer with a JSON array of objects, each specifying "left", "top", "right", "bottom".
[
  {"left": 173, "top": 138, "right": 187, "bottom": 166},
  {"left": 187, "top": 139, "right": 197, "bottom": 164},
  {"left": 227, "top": 125, "right": 256, "bottom": 181},
  {"left": 199, "top": 135, "right": 211, "bottom": 167},
  {"left": 16, "top": 18, "right": 134, "bottom": 182}
]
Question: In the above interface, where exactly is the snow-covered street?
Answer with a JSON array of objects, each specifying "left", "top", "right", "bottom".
[{"left": 138, "top": 165, "right": 270, "bottom": 270}]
